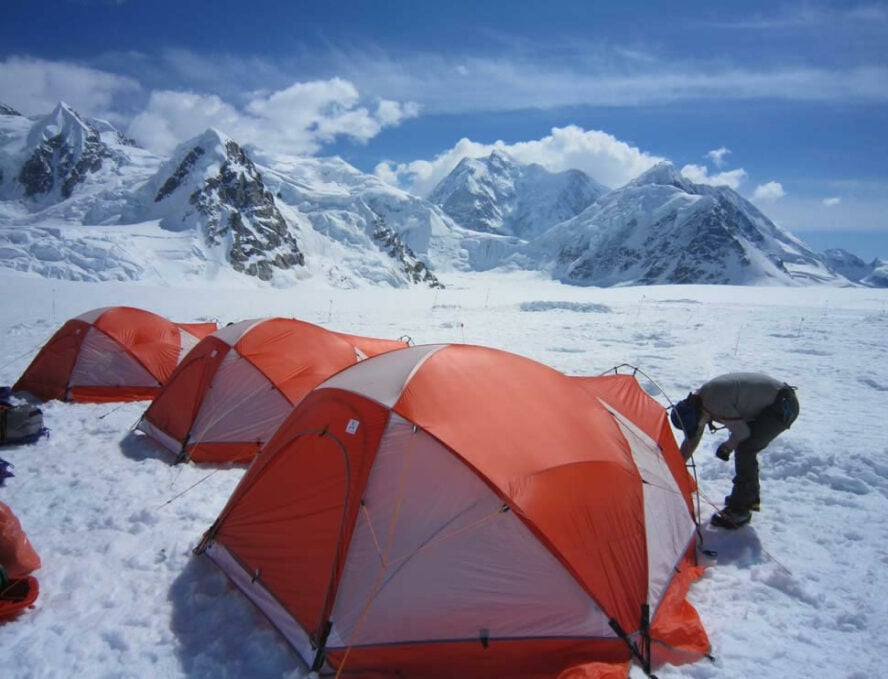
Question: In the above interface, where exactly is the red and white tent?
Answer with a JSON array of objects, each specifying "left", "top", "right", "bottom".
[
  {"left": 137, "top": 318, "right": 409, "bottom": 464},
  {"left": 197, "top": 344, "right": 709, "bottom": 678},
  {"left": 13, "top": 307, "right": 216, "bottom": 403}
]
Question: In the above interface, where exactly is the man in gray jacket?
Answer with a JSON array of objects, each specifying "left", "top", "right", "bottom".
[{"left": 670, "top": 372, "right": 799, "bottom": 529}]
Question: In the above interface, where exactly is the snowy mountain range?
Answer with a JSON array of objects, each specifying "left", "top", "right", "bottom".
[{"left": 0, "top": 101, "right": 879, "bottom": 287}]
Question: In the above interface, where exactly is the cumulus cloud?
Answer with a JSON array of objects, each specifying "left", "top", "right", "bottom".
[
  {"left": 0, "top": 56, "right": 141, "bottom": 122},
  {"left": 128, "top": 91, "right": 243, "bottom": 156},
  {"left": 128, "top": 77, "right": 420, "bottom": 156},
  {"left": 706, "top": 147, "right": 731, "bottom": 167},
  {"left": 375, "top": 125, "right": 664, "bottom": 197},
  {"left": 680, "top": 163, "right": 747, "bottom": 189},
  {"left": 0, "top": 57, "right": 418, "bottom": 157},
  {"left": 822, "top": 196, "right": 841, "bottom": 207},
  {"left": 753, "top": 181, "right": 786, "bottom": 202}
]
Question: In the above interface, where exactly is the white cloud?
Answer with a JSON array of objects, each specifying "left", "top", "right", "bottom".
[
  {"left": 680, "top": 164, "right": 747, "bottom": 189},
  {"left": 375, "top": 125, "right": 664, "bottom": 197},
  {"left": 127, "top": 78, "right": 419, "bottom": 156},
  {"left": 753, "top": 181, "right": 786, "bottom": 202},
  {"left": 127, "top": 91, "right": 243, "bottom": 155},
  {"left": 0, "top": 56, "right": 141, "bottom": 121},
  {"left": 822, "top": 196, "right": 841, "bottom": 207},
  {"left": 706, "top": 147, "right": 731, "bottom": 167},
  {"left": 332, "top": 47, "right": 888, "bottom": 115}
]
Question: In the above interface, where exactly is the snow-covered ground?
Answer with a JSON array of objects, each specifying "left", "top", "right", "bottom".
[{"left": 1, "top": 268, "right": 886, "bottom": 678}]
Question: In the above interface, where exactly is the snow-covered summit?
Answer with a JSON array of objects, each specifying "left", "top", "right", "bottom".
[
  {"left": 429, "top": 150, "right": 608, "bottom": 239},
  {"left": 627, "top": 160, "right": 696, "bottom": 193},
  {"left": 525, "top": 162, "right": 845, "bottom": 287},
  {"left": 15, "top": 102, "right": 115, "bottom": 201},
  {"left": 822, "top": 248, "right": 888, "bottom": 287},
  {"left": 124, "top": 128, "right": 304, "bottom": 281}
]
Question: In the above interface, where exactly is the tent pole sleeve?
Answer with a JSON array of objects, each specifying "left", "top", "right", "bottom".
[
  {"left": 608, "top": 613, "right": 659, "bottom": 679},
  {"left": 640, "top": 603, "right": 653, "bottom": 675},
  {"left": 311, "top": 620, "right": 332, "bottom": 672}
]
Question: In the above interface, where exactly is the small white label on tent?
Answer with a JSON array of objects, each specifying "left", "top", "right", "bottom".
[{"left": 346, "top": 419, "right": 360, "bottom": 435}]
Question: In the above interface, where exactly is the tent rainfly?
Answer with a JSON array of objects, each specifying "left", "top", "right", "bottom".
[
  {"left": 137, "top": 317, "right": 409, "bottom": 464},
  {"left": 196, "top": 344, "right": 710, "bottom": 678},
  {"left": 13, "top": 306, "right": 216, "bottom": 403}
]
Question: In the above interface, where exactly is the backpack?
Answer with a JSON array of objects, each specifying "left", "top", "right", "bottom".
[
  {"left": 771, "top": 385, "right": 799, "bottom": 427},
  {"left": 0, "top": 404, "right": 46, "bottom": 445}
]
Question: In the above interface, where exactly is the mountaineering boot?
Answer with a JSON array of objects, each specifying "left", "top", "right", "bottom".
[{"left": 711, "top": 507, "right": 752, "bottom": 529}]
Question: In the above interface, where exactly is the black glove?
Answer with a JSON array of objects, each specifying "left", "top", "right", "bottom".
[{"left": 715, "top": 443, "right": 732, "bottom": 461}]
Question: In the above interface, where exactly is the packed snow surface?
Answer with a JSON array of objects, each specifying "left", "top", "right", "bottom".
[{"left": 1, "top": 269, "right": 886, "bottom": 678}]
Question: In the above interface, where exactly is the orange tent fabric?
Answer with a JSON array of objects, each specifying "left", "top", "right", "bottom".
[
  {"left": 137, "top": 318, "right": 408, "bottom": 464},
  {"left": 197, "top": 344, "right": 709, "bottom": 677},
  {"left": 0, "top": 501, "right": 41, "bottom": 577},
  {"left": 13, "top": 307, "right": 216, "bottom": 403}
]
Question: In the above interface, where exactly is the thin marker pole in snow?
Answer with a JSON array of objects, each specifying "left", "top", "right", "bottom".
[
  {"left": 328, "top": 299, "right": 333, "bottom": 323},
  {"left": 636, "top": 294, "right": 646, "bottom": 320},
  {"left": 734, "top": 325, "right": 743, "bottom": 356},
  {"left": 97, "top": 403, "right": 127, "bottom": 420},
  {"left": 797, "top": 317, "right": 804, "bottom": 338},
  {"left": 157, "top": 469, "right": 220, "bottom": 509}
]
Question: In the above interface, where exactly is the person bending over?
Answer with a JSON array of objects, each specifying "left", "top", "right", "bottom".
[{"left": 671, "top": 372, "right": 799, "bottom": 529}]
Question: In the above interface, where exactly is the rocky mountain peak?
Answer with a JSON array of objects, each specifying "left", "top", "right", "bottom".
[
  {"left": 429, "top": 151, "right": 606, "bottom": 239},
  {"left": 0, "top": 103, "right": 23, "bottom": 116},
  {"left": 18, "top": 101, "right": 112, "bottom": 199},
  {"left": 150, "top": 129, "right": 305, "bottom": 281}
]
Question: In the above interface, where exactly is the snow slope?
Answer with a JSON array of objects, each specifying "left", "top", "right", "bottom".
[{"left": 1, "top": 267, "right": 886, "bottom": 678}]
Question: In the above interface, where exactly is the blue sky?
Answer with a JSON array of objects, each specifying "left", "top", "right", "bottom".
[{"left": 2, "top": 0, "right": 886, "bottom": 258}]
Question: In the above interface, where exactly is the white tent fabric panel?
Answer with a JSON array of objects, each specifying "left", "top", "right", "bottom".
[
  {"left": 69, "top": 327, "right": 158, "bottom": 388},
  {"left": 212, "top": 318, "right": 263, "bottom": 346},
  {"left": 320, "top": 344, "right": 445, "bottom": 408},
  {"left": 177, "top": 328, "right": 201, "bottom": 361},
  {"left": 136, "top": 419, "right": 182, "bottom": 454},
  {"left": 189, "top": 351, "right": 293, "bottom": 443},
  {"left": 75, "top": 307, "right": 110, "bottom": 324},
  {"left": 328, "top": 414, "right": 611, "bottom": 649},
  {"left": 604, "top": 405, "right": 696, "bottom": 615},
  {"left": 205, "top": 541, "right": 314, "bottom": 672}
]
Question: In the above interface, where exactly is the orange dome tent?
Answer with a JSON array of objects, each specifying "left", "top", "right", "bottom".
[
  {"left": 196, "top": 344, "right": 709, "bottom": 678},
  {"left": 13, "top": 307, "right": 216, "bottom": 403},
  {"left": 137, "top": 318, "right": 409, "bottom": 464}
]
